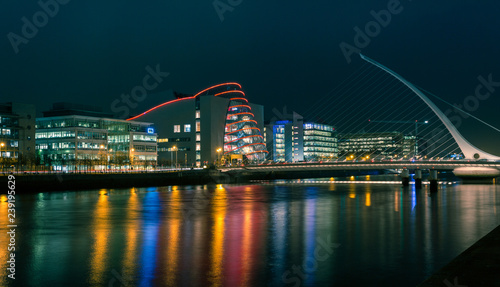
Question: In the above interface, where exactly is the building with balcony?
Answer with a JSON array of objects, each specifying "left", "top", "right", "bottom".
[
  {"left": 35, "top": 103, "right": 157, "bottom": 171},
  {"left": 0, "top": 102, "right": 36, "bottom": 170},
  {"left": 127, "top": 83, "right": 267, "bottom": 167},
  {"left": 265, "top": 113, "right": 337, "bottom": 162}
]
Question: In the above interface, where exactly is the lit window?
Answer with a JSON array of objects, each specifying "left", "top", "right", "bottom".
[
  {"left": 196, "top": 143, "right": 201, "bottom": 151},
  {"left": 195, "top": 110, "right": 200, "bottom": 119},
  {"left": 195, "top": 121, "right": 200, "bottom": 132},
  {"left": 174, "top": 125, "right": 180, "bottom": 133},
  {"left": 184, "top": 124, "right": 191, "bottom": 133},
  {"left": 196, "top": 134, "right": 201, "bottom": 141}
]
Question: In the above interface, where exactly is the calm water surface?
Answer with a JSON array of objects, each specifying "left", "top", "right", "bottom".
[{"left": 1, "top": 179, "right": 499, "bottom": 286}]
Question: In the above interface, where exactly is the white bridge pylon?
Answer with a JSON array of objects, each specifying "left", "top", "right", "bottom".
[{"left": 360, "top": 54, "right": 500, "bottom": 160}]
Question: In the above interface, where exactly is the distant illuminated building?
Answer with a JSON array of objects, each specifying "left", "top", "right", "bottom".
[
  {"left": 0, "top": 102, "right": 36, "bottom": 169},
  {"left": 338, "top": 132, "right": 416, "bottom": 160},
  {"left": 128, "top": 83, "right": 267, "bottom": 167},
  {"left": 265, "top": 113, "right": 337, "bottom": 162}
]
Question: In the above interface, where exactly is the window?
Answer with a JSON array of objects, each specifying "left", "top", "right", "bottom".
[
  {"left": 133, "top": 134, "right": 156, "bottom": 142},
  {"left": 195, "top": 121, "right": 200, "bottom": 132},
  {"left": 184, "top": 124, "right": 191, "bottom": 133},
  {"left": 196, "top": 134, "right": 201, "bottom": 141},
  {"left": 174, "top": 125, "right": 181, "bottom": 133},
  {"left": 196, "top": 143, "right": 201, "bottom": 151},
  {"left": 195, "top": 110, "right": 200, "bottom": 119}
]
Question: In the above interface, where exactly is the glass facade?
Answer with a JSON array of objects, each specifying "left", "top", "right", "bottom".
[
  {"left": 269, "top": 120, "right": 337, "bottom": 162},
  {"left": 222, "top": 89, "right": 267, "bottom": 162},
  {"left": 186, "top": 83, "right": 267, "bottom": 163},
  {"left": 338, "top": 132, "right": 416, "bottom": 160},
  {"left": 303, "top": 123, "right": 338, "bottom": 161},
  {"left": 35, "top": 116, "right": 157, "bottom": 171}
]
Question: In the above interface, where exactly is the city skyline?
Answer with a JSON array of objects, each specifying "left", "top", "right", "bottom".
[
  {"left": 3, "top": 3, "right": 500, "bottom": 286},
  {"left": 2, "top": 1, "right": 500, "bottom": 155}
]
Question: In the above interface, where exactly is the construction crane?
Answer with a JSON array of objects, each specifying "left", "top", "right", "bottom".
[{"left": 368, "top": 119, "right": 429, "bottom": 157}]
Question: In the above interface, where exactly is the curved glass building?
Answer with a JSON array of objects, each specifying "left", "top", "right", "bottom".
[
  {"left": 197, "top": 84, "right": 267, "bottom": 162},
  {"left": 128, "top": 83, "right": 267, "bottom": 166}
]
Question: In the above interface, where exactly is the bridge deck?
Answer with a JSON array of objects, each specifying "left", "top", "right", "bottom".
[{"left": 221, "top": 161, "right": 500, "bottom": 172}]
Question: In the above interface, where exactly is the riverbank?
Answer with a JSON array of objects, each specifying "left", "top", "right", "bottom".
[
  {"left": 418, "top": 224, "right": 500, "bottom": 287},
  {"left": 2, "top": 168, "right": 389, "bottom": 193},
  {"left": 3, "top": 170, "right": 228, "bottom": 192}
]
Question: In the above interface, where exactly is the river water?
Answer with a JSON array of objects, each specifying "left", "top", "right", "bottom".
[{"left": 2, "top": 177, "right": 499, "bottom": 286}]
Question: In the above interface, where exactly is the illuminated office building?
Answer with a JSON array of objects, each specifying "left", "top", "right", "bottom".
[
  {"left": 265, "top": 113, "right": 337, "bottom": 162},
  {"left": 338, "top": 132, "right": 416, "bottom": 160},
  {"left": 127, "top": 83, "right": 267, "bottom": 167},
  {"left": 35, "top": 103, "right": 157, "bottom": 171},
  {"left": 0, "top": 103, "right": 36, "bottom": 169}
]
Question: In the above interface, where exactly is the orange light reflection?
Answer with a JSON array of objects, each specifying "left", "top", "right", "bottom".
[
  {"left": 209, "top": 185, "right": 227, "bottom": 286},
  {"left": 89, "top": 190, "right": 110, "bottom": 285},
  {"left": 166, "top": 189, "right": 181, "bottom": 286}
]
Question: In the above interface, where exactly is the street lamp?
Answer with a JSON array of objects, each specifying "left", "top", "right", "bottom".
[
  {"left": 0, "top": 142, "right": 4, "bottom": 172},
  {"left": 130, "top": 148, "right": 135, "bottom": 171},
  {"left": 172, "top": 146, "right": 178, "bottom": 169},
  {"left": 414, "top": 120, "right": 429, "bottom": 158},
  {"left": 216, "top": 148, "right": 222, "bottom": 166}
]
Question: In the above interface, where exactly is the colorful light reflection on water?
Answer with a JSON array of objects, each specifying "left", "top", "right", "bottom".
[{"left": 2, "top": 181, "right": 499, "bottom": 286}]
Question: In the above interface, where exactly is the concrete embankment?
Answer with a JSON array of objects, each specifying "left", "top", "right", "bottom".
[
  {"left": 418, "top": 224, "right": 500, "bottom": 287},
  {"left": 3, "top": 169, "right": 232, "bottom": 193},
  {"left": 2, "top": 169, "right": 385, "bottom": 193}
]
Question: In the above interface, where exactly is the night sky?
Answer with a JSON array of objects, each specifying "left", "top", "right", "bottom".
[{"left": 2, "top": 1, "right": 500, "bottom": 153}]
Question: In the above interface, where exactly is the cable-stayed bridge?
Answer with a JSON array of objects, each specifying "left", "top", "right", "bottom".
[{"left": 232, "top": 54, "right": 500, "bottom": 182}]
